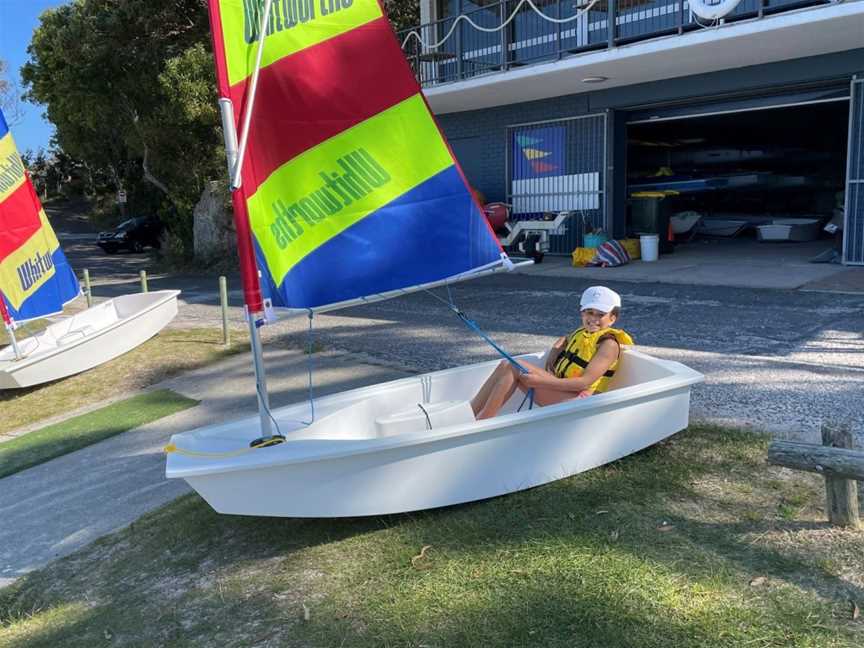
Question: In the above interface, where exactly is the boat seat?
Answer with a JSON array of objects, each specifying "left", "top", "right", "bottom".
[
  {"left": 375, "top": 400, "right": 475, "bottom": 437},
  {"left": 56, "top": 325, "right": 96, "bottom": 346}
]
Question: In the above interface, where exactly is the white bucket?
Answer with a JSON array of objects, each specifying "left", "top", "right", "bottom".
[{"left": 640, "top": 234, "right": 659, "bottom": 262}]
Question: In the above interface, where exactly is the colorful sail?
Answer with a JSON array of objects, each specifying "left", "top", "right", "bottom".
[
  {"left": 0, "top": 108, "right": 79, "bottom": 323},
  {"left": 207, "top": 0, "right": 504, "bottom": 309}
]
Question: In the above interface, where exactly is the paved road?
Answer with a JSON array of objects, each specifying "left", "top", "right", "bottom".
[
  {"left": 51, "top": 202, "right": 864, "bottom": 440},
  {"left": 77, "top": 269, "right": 862, "bottom": 443}
]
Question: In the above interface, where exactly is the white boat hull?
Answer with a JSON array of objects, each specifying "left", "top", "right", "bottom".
[
  {"left": 0, "top": 290, "right": 180, "bottom": 389},
  {"left": 166, "top": 349, "right": 703, "bottom": 518}
]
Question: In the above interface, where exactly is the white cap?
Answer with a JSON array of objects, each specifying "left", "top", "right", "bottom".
[{"left": 580, "top": 286, "right": 621, "bottom": 313}]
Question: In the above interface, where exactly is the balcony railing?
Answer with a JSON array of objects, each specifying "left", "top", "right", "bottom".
[{"left": 399, "top": 0, "right": 834, "bottom": 87}]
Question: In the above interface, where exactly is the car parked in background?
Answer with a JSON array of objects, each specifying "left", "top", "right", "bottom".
[{"left": 97, "top": 216, "right": 163, "bottom": 254}]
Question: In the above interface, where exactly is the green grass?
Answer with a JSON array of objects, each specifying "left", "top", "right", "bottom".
[
  {"left": 0, "top": 389, "right": 197, "bottom": 479},
  {"left": 1, "top": 425, "right": 862, "bottom": 647},
  {"left": 1, "top": 328, "right": 246, "bottom": 435},
  {"left": 0, "top": 320, "right": 48, "bottom": 347}
]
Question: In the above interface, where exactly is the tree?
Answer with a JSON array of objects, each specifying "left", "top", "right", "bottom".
[
  {"left": 22, "top": 0, "right": 217, "bottom": 251},
  {"left": 383, "top": 0, "right": 420, "bottom": 33},
  {"left": 0, "top": 59, "right": 23, "bottom": 124}
]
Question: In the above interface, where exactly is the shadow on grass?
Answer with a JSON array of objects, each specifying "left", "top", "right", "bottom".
[
  {"left": 2, "top": 426, "right": 861, "bottom": 647},
  {"left": 0, "top": 329, "right": 247, "bottom": 436},
  {"left": 0, "top": 390, "right": 198, "bottom": 479}
]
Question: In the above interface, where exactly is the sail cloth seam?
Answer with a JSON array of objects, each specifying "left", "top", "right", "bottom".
[
  {"left": 248, "top": 94, "right": 456, "bottom": 283},
  {"left": 225, "top": 19, "right": 418, "bottom": 198},
  {"left": 401, "top": 0, "right": 600, "bottom": 51},
  {"left": 220, "top": 0, "right": 384, "bottom": 87}
]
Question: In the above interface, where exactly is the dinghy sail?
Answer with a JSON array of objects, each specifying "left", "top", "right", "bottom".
[
  {"left": 206, "top": 0, "right": 516, "bottom": 434},
  {"left": 0, "top": 107, "right": 79, "bottom": 353},
  {"left": 209, "top": 0, "right": 508, "bottom": 314}
]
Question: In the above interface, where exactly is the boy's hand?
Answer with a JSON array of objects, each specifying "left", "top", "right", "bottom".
[
  {"left": 518, "top": 364, "right": 547, "bottom": 388},
  {"left": 518, "top": 372, "right": 543, "bottom": 388}
]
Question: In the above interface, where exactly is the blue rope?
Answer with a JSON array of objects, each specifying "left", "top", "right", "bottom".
[{"left": 433, "top": 287, "right": 534, "bottom": 410}]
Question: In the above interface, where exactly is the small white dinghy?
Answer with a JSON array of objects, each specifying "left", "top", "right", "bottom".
[
  {"left": 166, "top": 349, "right": 702, "bottom": 517},
  {"left": 171, "top": 0, "right": 703, "bottom": 518},
  {"left": 0, "top": 109, "right": 181, "bottom": 389},
  {"left": 0, "top": 290, "right": 180, "bottom": 389}
]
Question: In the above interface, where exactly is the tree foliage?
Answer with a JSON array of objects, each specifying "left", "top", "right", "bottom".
[
  {"left": 22, "top": 0, "right": 219, "bottom": 251},
  {"left": 383, "top": 0, "right": 420, "bottom": 33},
  {"left": 0, "top": 59, "right": 23, "bottom": 125}
]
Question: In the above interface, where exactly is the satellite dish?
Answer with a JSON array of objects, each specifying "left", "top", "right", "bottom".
[{"left": 690, "top": 0, "right": 745, "bottom": 19}]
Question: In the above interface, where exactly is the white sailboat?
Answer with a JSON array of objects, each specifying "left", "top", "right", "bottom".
[
  {"left": 165, "top": 0, "right": 703, "bottom": 517},
  {"left": 0, "top": 108, "right": 180, "bottom": 389}
]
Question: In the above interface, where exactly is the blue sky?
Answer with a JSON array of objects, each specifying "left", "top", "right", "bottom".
[{"left": 0, "top": 1, "right": 70, "bottom": 153}]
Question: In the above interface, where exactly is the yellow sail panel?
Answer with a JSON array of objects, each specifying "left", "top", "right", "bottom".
[
  {"left": 247, "top": 94, "right": 455, "bottom": 283},
  {"left": 0, "top": 133, "right": 26, "bottom": 203},
  {"left": 217, "top": 0, "right": 383, "bottom": 87}
]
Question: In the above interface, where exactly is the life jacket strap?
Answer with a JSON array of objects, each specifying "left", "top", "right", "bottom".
[{"left": 555, "top": 349, "right": 616, "bottom": 378}]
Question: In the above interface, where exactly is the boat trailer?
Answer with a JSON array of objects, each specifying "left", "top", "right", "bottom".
[{"left": 492, "top": 209, "right": 570, "bottom": 263}]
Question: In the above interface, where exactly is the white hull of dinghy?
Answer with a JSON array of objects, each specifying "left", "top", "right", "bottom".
[
  {"left": 0, "top": 290, "right": 180, "bottom": 389},
  {"left": 166, "top": 349, "right": 703, "bottom": 518}
]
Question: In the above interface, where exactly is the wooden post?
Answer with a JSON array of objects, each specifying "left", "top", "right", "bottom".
[
  {"left": 139, "top": 270, "right": 148, "bottom": 293},
  {"left": 219, "top": 275, "right": 230, "bottom": 346},
  {"left": 822, "top": 424, "right": 860, "bottom": 528},
  {"left": 83, "top": 268, "right": 92, "bottom": 307}
]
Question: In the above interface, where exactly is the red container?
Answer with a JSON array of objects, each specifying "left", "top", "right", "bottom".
[{"left": 483, "top": 202, "right": 509, "bottom": 230}]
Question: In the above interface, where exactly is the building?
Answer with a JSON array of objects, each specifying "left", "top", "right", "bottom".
[{"left": 401, "top": 0, "right": 864, "bottom": 264}]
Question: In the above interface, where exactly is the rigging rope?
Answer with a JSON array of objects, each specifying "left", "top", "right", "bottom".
[
  {"left": 433, "top": 285, "right": 535, "bottom": 410},
  {"left": 165, "top": 309, "right": 319, "bottom": 458},
  {"left": 401, "top": 0, "right": 602, "bottom": 51}
]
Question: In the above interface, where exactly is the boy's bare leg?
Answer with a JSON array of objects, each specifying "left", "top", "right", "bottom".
[
  {"left": 474, "top": 363, "right": 521, "bottom": 420},
  {"left": 471, "top": 360, "right": 510, "bottom": 416}
]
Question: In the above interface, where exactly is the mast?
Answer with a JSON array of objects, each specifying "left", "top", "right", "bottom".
[
  {"left": 210, "top": 0, "right": 275, "bottom": 438},
  {"left": 0, "top": 293, "right": 22, "bottom": 360}
]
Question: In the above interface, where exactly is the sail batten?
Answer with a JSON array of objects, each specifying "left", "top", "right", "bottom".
[
  {"left": 0, "top": 108, "right": 79, "bottom": 324},
  {"left": 208, "top": 0, "right": 504, "bottom": 312}
]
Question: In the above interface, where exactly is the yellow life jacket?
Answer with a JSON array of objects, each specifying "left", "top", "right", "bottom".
[{"left": 551, "top": 327, "right": 634, "bottom": 393}]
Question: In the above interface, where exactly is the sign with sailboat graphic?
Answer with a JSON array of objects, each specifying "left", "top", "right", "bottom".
[{"left": 207, "top": 0, "right": 505, "bottom": 310}]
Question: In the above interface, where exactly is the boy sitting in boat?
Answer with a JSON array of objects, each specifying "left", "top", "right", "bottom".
[{"left": 470, "top": 286, "right": 633, "bottom": 419}]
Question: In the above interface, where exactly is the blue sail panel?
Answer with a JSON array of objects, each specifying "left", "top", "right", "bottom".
[
  {"left": 0, "top": 107, "right": 80, "bottom": 323},
  {"left": 255, "top": 166, "right": 501, "bottom": 309}
]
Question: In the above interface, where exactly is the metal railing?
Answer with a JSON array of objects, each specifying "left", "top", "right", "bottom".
[{"left": 399, "top": 0, "right": 835, "bottom": 87}]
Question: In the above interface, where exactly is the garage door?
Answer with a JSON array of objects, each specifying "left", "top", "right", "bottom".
[
  {"left": 626, "top": 83, "right": 850, "bottom": 124},
  {"left": 845, "top": 78, "right": 864, "bottom": 265}
]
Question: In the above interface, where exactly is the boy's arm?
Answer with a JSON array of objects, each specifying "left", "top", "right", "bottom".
[
  {"left": 572, "top": 338, "right": 620, "bottom": 391},
  {"left": 544, "top": 336, "right": 567, "bottom": 372},
  {"left": 522, "top": 338, "right": 619, "bottom": 393}
]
